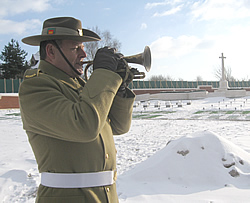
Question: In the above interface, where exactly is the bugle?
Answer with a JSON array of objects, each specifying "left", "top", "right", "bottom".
[{"left": 83, "top": 46, "right": 151, "bottom": 80}]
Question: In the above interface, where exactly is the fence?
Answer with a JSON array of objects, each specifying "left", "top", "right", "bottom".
[
  {"left": 0, "top": 79, "right": 23, "bottom": 93},
  {"left": 1, "top": 79, "right": 250, "bottom": 93},
  {"left": 128, "top": 80, "right": 219, "bottom": 89},
  {"left": 128, "top": 80, "right": 250, "bottom": 89}
]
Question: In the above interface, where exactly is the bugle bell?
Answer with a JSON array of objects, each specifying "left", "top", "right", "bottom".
[{"left": 83, "top": 46, "right": 151, "bottom": 80}]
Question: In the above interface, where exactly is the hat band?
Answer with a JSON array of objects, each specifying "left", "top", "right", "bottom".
[{"left": 42, "top": 27, "right": 83, "bottom": 36}]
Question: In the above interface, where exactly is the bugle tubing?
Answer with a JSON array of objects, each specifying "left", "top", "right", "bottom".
[{"left": 83, "top": 46, "right": 151, "bottom": 80}]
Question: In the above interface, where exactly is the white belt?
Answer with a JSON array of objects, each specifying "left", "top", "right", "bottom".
[{"left": 41, "top": 170, "right": 116, "bottom": 188}]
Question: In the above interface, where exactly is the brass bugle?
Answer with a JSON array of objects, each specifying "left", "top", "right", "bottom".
[
  {"left": 83, "top": 46, "right": 151, "bottom": 80},
  {"left": 123, "top": 46, "right": 151, "bottom": 72}
]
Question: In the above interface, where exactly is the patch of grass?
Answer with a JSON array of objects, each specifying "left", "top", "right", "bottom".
[
  {"left": 132, "top": 114, "right": 148, "bottom": 119},
  {"left": 210, "top": 111, "right": 219, "bottom": 114},
  {"left": 136, "top": 111, "right": 176, "bottom": 114},
  {"left": 151, "top": 111, "right": 165, "bottom": 114},
  {"left": 0, "top": 117, "right": 14, "bottom": 120},
  {"left": 5, "top": 113, "right": 21, "bottom": 116},
  {"left": 145, "top": 115, "right": 162, "bottom": 119},
  {"left": 226, "top": 115, "right": 239, "bottom": 119},
  {"left": 208, "top": 115, "right": 221, "bottom": 119},
  {"left": 225, "top": 111, "right": 234, "bottom": 114},
  {"left": 242, "top": 111, "right": 250, "bottom": 114},
  {"left": 194, "top": 111, "right": 205, "bottom": 114},
  {"left": 161, "top": 111, "right": 176, "bottom": 114},
  {"left": 132, "top": 114, "right": 163, "bottom": 119}
]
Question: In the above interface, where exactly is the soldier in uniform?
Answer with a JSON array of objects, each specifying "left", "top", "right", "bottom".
[{"left": 19, "top": 17, "right": 135, "bottom": 203}]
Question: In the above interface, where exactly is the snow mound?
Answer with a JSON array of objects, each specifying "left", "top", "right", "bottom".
[{"left": 118, "top": 131, "right": 250, "bottom": 189}]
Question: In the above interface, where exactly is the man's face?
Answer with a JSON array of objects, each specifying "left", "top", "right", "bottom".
[{"left": 54, "top": 40, "right": 87, "bottom": 77}]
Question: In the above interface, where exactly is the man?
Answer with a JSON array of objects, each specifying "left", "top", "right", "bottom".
[{"left": 19, "top": 17, "right": 135, "bottom": 203}]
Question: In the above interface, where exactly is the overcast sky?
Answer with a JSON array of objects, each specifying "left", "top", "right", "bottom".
[{"left": 1, "top": 0, "right": 250, "bottom": 81}]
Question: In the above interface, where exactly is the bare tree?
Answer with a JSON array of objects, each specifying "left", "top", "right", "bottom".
[
  {"left": 214, "top": 66, "right": 236, "bottom": 81},
  {"left": 83, "top": 26, "right": 121, "bottom": 79},
  {"left": 83, "top": 26, "right": 121, "bottom": 61},
  {"left": 196, "top": 75, "right": 203, "bottom": 81},
  {"left": 148, "top": 74, "right": 173, "bottom": 81}
]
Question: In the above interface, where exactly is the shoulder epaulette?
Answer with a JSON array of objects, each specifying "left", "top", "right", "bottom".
[{"left": 24, "top": 69, "right": 43, "bottom": 79}]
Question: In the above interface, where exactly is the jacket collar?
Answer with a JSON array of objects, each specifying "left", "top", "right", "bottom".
[{"left": 38, "top": 60, "right": 84, "bottom": 90}]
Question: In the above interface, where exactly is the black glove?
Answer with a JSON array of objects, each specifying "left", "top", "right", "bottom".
[
  {"left": 116, "top": 64, "right": 135, "bottom": 97},
  {"left": 93, "top": 47, "right": 123, "bottom": 72},
  {"left": 124, "top": 69, "right": 134, "bottom": 86},
  {"left": 116, "top": 59, "right": 128, "bottom": 80},
  {"left": 116, "top": 74, "right": 134, "bottom": 97}
]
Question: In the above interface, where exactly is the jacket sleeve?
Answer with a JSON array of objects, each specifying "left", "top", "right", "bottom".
[
  {"left": 109, "top": 89, "right": 135, "bottom": 135},
  {"left": 19, "top": 69, "right": 123, "bottom": 143}
]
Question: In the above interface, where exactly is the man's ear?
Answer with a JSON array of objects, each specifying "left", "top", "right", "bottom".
[{"left": 46, "top": 43, "right": 56, "bottom": 60}]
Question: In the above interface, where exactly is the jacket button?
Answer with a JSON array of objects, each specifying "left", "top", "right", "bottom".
[
  {"left": 105, "top": 154, "right": 109, "bottom": 159},
  {"left": 113, "top": 170, "right": 117, "bottom": 181},
  {"left": 106, "top": 187, "right": 110, "bottom": 192}
]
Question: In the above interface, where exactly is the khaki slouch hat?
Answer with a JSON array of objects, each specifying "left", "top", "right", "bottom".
[{"left": 22, "top": 17, "right": 101, "bottom": 46}]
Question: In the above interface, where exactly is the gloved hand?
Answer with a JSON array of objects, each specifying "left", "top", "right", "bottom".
[
  {"left": 116, "top": 73, "right": 134, "bottom": 97},
  {"left": 115, "top": 59, "right": 128, "bottom": 80},
  {"left": 124, "top": 69, "right": 134, "bottom": 86},
  {"left": 116, "top": 64, "right": 135, "bottom": 97},
  {"left": 93, "top": 47, "right": 123, "bottom": 72}
]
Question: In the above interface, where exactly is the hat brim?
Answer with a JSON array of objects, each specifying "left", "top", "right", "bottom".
[{"left": 22, "top": 28, "right": 101, "bottom": 46}]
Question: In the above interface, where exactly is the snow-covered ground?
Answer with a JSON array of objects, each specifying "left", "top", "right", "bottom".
[{"left": 1, "top": 96, "right": 250, "bottom": 202}]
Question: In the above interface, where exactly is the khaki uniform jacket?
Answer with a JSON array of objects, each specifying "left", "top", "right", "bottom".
[{"left": 19, "top": 60, "right": 135, "bottom": 203}]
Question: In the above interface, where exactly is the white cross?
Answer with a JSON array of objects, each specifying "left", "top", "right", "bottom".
[{"left": 219, "top": 53, "right": 226, "bottom": 81}]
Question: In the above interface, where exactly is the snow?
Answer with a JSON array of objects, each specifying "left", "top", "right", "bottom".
[
  {"left": 0, "top": 93, "right": 18, "bottom": 97},
  {"left": 117, "top": 131, "right": 250, "bottom": 203},
  {"left": 1, "top": 96, "right": 250, "bottom": 202}
]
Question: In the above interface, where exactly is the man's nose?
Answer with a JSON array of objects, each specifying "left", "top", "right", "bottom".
[{"left": 79, "top": 47, "right": 87, "bottom": 58}]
